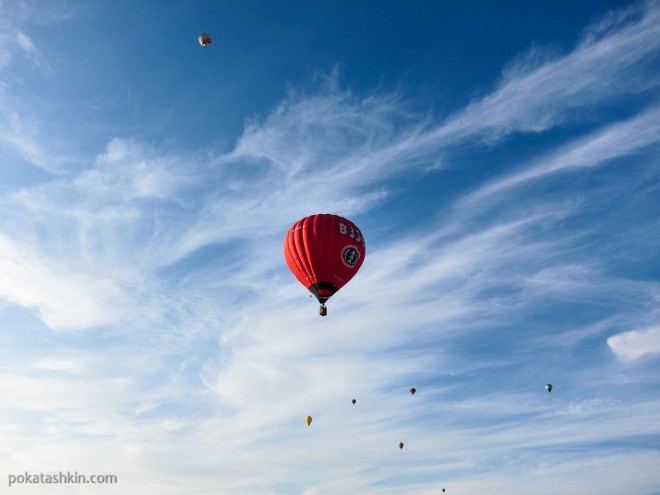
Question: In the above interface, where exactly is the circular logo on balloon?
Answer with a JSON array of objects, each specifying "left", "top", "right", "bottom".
[{"left": 342, "top": 246, "right": 360, "bottom": 267}]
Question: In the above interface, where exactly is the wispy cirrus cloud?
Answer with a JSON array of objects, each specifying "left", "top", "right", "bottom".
[
  {"left": 433, "top": 0, "right": 660, "bottom": 143},
  {"left": 15, "top": 30, "right": 47, "bottom": 71},
  {"left": 459, "top": 105, "right": 660, "bottom": 207},
  {"left": 0, "top": 7, "right": 71, "bottom": 171},
  {"left": 0, "top": 234, "right": 129, "bottom": 330}
]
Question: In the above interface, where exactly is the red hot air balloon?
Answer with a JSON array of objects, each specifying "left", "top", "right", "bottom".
[{"left": 284, "top": 214, "right": 366, "bottom": 316}]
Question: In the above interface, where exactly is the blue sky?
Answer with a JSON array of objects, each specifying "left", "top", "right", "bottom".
[{"left": 1, "top": 1, "right": 659, "bottom": 494}]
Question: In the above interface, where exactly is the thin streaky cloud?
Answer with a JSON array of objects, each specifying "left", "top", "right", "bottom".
[
  {"left": 426, "top": 0, "right": 660, "bottom": 145},
  {"left": 460, "top": 106, "right": 660, "bottom": 206},
  {"left": 15, "top": 30, "right": 47, "bottom": 71}
]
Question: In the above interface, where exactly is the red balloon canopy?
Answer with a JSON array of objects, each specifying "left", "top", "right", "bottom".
[{"left": 284, "top": 214, "right": 366, "bottom": 315}]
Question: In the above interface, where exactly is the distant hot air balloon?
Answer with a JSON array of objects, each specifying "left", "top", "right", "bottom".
[
  {"left": 410, "top": 387, "right": 416, "bottom": 396},
  {"left": 284, "top": 214, "right": 366, "bottom": 316},
  {"left": 399, "top": 442, "right": 404, "bottom": 450},
  {"left": 306, "top": 415, "right": 312, "bottom": 427},
  {"left": 352, "top": 399, "right": 357, "bottom": 405},
  {"left": 198, "top": 32, "right": 212, "bottom": 46},
  {"left": 545, "top": 384, "right": 553, "bottom": 393}
]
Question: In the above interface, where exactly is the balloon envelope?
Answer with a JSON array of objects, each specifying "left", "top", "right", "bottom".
[
  {"left": 399, "top": 442, "right": 404, "bottom": 450},
  {"left": 545, "top": 384, "right": 553, "bottom": 393},
  {"left": 198, "top": 33, "right": 212, "bottom": 46},
  {"left": 284, "top": 214, "right": 366, "bottom": 312},
  {"left": 306, "top": 415, "right": 312, "bottom": 427},
  {"left": 410, "top": 387, "right": 416, "bottom": 395}
]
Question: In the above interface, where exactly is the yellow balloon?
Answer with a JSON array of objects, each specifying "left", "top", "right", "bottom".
[{"left": 306, "top": 415, "right": 312, "bottom": 427}]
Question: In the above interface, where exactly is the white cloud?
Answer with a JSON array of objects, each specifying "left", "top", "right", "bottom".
[
  {"left": 15, "top": 30, "right": 36, "bottom": 54},
  {"left": 0, "top": 110, "right": 72, "bottom": 171},
  {"left": 15, "top": 30, "right": 47, "bottom": 70},
  {"left": 0, "top": 6, "right": 74, "bottom": 170},
  {"left": 608, "top": 325, "right": 660, "bottom": 360},
  {"left": 0, "top": 234, "right": 128, "bottom": 330},
  {"left": 432, "top": 0, "right": 660, "bottom": 143},
  {"left": 32, "top": 357, "right": 87, "bottom": 373},
  {"left": 77, "top": 138, "right": 189, "bottom": 202},
  {"left": 460, "top": 106, "right": 660, "bottom": 206}
]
